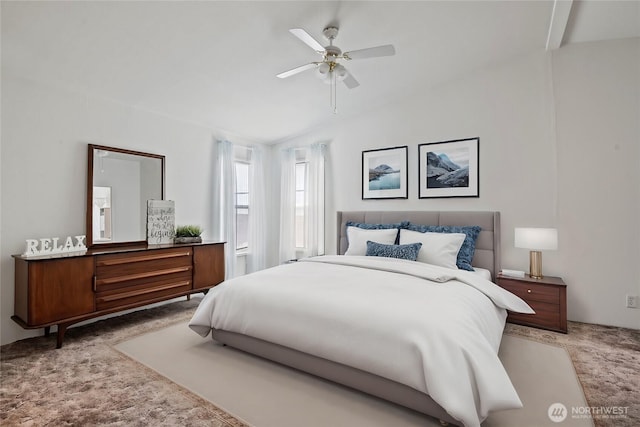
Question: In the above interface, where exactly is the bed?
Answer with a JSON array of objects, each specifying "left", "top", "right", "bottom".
[{"left": 189, "top": 211, "right": 534, "bottom": 427}]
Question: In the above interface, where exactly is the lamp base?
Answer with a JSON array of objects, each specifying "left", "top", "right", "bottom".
[{"left": 529, "top": 250, "right": 543, "bottom": 279}]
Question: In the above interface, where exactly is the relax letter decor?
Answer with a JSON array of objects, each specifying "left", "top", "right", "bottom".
[{"left": 23, "top": 235, "right": 87, "bottom": 257}]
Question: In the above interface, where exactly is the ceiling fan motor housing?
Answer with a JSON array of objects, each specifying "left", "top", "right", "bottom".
[{"left": 323, "top": 26, "right": 339, "bottom": 41}]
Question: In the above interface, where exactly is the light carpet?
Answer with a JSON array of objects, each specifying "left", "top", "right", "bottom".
[{"left": 116, "top": 322, "right": 592, "bottom": 427}]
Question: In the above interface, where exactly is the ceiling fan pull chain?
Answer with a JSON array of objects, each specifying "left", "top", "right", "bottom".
[{"left": 332, "top": 72, "right": 338, "bottom": 114}]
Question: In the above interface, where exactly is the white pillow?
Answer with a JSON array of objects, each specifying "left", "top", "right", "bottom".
[
  {"left": 345, "top": 227, "right": 398, "bottom": 256},
  {"left": 399, "top": 229, "right": 466, "bottom": 270}
]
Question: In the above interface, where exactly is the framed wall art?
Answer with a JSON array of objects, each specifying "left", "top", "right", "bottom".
[
  {"left": 418, "top": 137, "right": 479, "bottom": 199},
  {"left": 362, "top": 146, "right": 408, "bottom": 200}
]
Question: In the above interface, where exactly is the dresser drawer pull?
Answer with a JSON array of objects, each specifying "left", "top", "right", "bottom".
[
  {"left": 97, "top": 281, "right": 191, "bottom": 303},
  {"left": 96, "top": 266, "right": 192, "bottom": 286},
  {"left": 97, "top": 251, "right": 192, "bottom": 266}
]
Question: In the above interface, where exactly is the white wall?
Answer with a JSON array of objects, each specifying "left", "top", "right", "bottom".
[
  {"left": 553, "top": 38, "right": 640, "bottom": 329},
  {"left": 276, "top": 40, "right": 639, "bottom": 330},
  {"left": 0, "top": 72, "right": 230, "bottom": 345}
]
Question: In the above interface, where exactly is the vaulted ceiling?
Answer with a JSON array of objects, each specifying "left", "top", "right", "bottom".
[{"left": 2, "top": 1, "right": 638, "bottom": 144}]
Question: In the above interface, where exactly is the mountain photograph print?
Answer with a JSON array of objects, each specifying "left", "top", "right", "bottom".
[
  {"left": 362, "top": 146, "right": 408, "bottom": 199},
  {"left": 418, "top": 138, "right": 479, "bottom": 199}
]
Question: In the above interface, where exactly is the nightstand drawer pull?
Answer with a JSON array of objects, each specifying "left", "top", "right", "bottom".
[{"left": 527, "top": 289, "right": 532, "bottom": 293}]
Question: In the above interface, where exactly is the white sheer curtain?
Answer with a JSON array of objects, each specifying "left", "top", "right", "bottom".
[
  {"left": 279, "top": 147, "right": 296, "bottom": 263},
  {"left": 212, "top": 140, "right": 236, "bottom": 279},
  {"left": 305, "top": 143, "right": 326, "bottom": 257},
  {"left": 279, "top": 144, "right": 326, "bottom": 261},
  {"left": 247, "top": 146, "right": 267, "bottom": 273}
]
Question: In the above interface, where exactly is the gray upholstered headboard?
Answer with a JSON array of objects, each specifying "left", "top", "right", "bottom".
[{"left": 336, "top": 211, "right": 501, "bottom": 279}]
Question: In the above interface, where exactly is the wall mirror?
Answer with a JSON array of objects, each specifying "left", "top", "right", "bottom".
[{"left": 86, "top": 144, "right": 165, "bottom": 248}]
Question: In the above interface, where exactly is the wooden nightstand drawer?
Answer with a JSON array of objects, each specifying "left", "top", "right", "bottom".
[
  {"left": 498, "top": 279, "right": 559, "bottom": 304},
  {"left": 497, "top": 274, "right": 567, "bottom": 334},
  {"left": 508, "top": 299, "right": 561, "bottom": 331},
  {"left": 508, "top": 311, "right": 561, "bottom": 331}
]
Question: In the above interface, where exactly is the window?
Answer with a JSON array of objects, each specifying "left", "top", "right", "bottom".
[
  {"left": 280, "top": 144, "right": 325, "bottom": 261},
  {"left": 295, "top": 162, "right": 308, "bottom": 248},
  {"left": 235, "top": 161, "right": 249, "bottom": 250}
]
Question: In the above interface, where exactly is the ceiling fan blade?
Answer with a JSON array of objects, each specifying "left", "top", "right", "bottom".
[
  {"left": 276, "top": 63, "right": 318, "bottom": 79},
  {"left": 289, "top": 28, "right": 325, "bottom": 53},
  {"left": 343, "top": 72, "right": 360, "bottom": 89},
  {"left": 344, "top": 44, "right": 396, "bottom": 60}
]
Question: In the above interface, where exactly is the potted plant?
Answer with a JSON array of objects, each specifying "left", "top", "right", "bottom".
[{"left": 174, "top": 225, "right": 203, "bottom": 244}]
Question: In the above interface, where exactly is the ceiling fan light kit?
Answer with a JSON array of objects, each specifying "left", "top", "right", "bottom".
[{"left": 277, "top": 25, "right": 395, "bottom": 113}]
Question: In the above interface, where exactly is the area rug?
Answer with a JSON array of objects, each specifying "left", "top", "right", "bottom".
[{"left": 115, "top": 321, "right": 592, "bottom": 427}]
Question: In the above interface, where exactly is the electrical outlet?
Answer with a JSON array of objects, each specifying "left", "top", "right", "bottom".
[{"left": 626, "top": 295, "right": 638, "bottom": 309}]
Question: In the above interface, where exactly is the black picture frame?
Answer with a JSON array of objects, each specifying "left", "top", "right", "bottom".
[
  {"left": 418, "top": 137, "right": 479, "bottom": 199},
  {"left": 362, "top": 146, "right": 408, "bottom": 200}
]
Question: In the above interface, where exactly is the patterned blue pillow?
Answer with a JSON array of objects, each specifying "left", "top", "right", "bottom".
[
  {"left": 406, "top": 224, "right": 481, "bottom": 271},
  {"left": 365, "top": 241, "right": 422, "bottom": 261},
  {"left": 346, "top": 221, "right": 409, "bottom": 244}
]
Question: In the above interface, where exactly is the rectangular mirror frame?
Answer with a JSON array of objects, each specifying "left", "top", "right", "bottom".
[{"left": 86, "top": 144, "right": 165, "bottom": 248}]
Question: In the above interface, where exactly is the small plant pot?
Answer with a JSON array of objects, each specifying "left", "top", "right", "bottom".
[{"left": 174, "top": 236, "right": 202, "bottom": 244}]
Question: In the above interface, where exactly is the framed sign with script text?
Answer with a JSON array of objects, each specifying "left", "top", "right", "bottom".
[{"left": 147, "top": 200, "right": 175, "bottom": 244}]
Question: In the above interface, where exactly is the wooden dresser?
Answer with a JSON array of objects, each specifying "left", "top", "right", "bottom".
[
  {"left": 496, "top": 273, "right": 567, "bottom": 333},
  {"left": 13, "top": 242, "right": 225, "bottom": 348}
]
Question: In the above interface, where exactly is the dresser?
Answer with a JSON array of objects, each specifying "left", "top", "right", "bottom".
[
  {"left": 496, "top": 273, "right": 567, "bottom": 333},
  {"left": 13, "top": 242, "right": 225, "bottom": 348}
]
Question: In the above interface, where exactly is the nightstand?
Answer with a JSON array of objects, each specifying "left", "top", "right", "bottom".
[{"left": 496, "top": 274, "right": 567, "bottom": 334}]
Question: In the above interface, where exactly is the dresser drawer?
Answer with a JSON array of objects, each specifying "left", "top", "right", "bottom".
[
  {"left": 95, "top": 248, "right": 192, "bottom": 293},
  {"left": 95, "top": 275, "right": 192, "bottom": 310},
  {"left": 95, "top": 247, "right": 193, "bottom": 310},
  {"left": 498, "top": 279, "right": 559, "bottom": 304}
]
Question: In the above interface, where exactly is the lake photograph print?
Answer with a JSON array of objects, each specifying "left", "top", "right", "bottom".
[
  {"left": 369, "top": 153, "right": 402, "bottom": 190},
  {"left": 362, "top": 145, "right": 408, "bottom": 200}
]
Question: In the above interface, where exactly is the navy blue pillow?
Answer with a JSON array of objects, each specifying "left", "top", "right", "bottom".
[
  {"left": 365, "top": 241, "right": 422, "bottom": 261},
  {"left": 406, "top": 224, "right": 481, "bottom": 271},
  {"left": 346, "top": 221, "right": 409, "bottom": 244}
]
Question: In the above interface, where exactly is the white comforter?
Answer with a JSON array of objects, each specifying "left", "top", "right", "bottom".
[{"left": 189, "top": 255, "right": 534, "bottom": 427}]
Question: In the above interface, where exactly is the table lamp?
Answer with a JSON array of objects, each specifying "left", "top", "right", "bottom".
[{"left": 514, "top": 227, "right": 558, "bottom": 279}]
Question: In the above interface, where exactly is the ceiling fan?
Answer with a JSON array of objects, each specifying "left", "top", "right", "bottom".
[{"left": 277, "top": 26, "right": 395, "bottom": 111}]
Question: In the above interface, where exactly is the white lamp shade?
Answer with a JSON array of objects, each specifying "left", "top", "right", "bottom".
[{"left": 514, "top": 228, "right": 558, "bottom": 250}]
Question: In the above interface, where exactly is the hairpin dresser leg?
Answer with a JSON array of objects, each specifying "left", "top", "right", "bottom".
[{"left": 44, "top": 326, "right": 51, "bottom": 337}]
